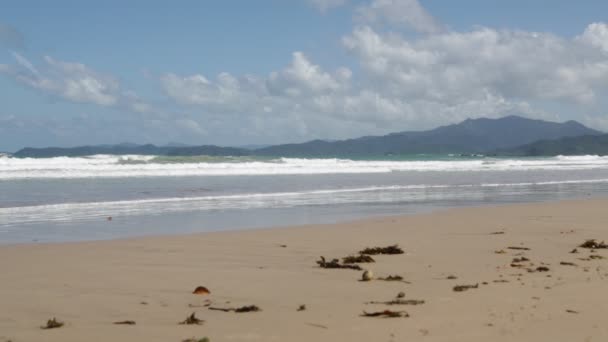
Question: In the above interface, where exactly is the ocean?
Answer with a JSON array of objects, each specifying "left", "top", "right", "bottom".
[{"left": 2, "top": 154, "right": 608, "bottom": 244}]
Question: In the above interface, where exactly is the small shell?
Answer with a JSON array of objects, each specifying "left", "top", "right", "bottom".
[
  {"left": 192, "top": 286, "right": 211, "bottom": 295},
  {"left": 362, "top": 270, "right": 374, "bottom": 281}
]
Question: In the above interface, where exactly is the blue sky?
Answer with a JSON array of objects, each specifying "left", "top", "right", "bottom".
[{"left": 2, "top": 0, "right": 608, "bottom": 151}]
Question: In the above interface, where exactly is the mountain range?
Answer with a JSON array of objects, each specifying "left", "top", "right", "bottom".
[{"left": 10, "top": 115, "right": 606, "bottom": 158}]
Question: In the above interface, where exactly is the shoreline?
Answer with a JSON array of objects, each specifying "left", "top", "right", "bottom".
[
  {"left": 2, "top": 194, "right": 604, "bottom": 247},
  {"left": 1, "top": 198, "right": 608, "bottom": 341}
]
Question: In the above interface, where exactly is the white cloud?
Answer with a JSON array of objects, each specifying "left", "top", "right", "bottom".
[
  {"left": 343, "top": 25, "right": 608, "bottom": 105},
  {"left": 158, "top": 21, "right": 608, "bottom": 141},
  {"left": 266, "top": 52, "right": 350, "bottom": 96},
  {"left": 578, "top": 22, "right": 608, "bottom": 53},
  {"left": 0, "top": 53, "right": 154, "bottom": 111},
  {"left": 356, "top": 0, "right": 444, "bottom": 34},
  {"left": 309, "top": 0, "right": 348, "bottom": 13}
]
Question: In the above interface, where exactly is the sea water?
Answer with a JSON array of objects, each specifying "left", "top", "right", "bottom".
[{"left": 2, "top": 154, "right": 608, "bottom": 244}]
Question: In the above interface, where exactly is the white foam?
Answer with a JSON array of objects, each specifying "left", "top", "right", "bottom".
[
  {"left": 1, "top": 154, "right": 608, "bottom": 180},
  {"left": 2, "top": 178, "right": 608, "bottom": 226}
]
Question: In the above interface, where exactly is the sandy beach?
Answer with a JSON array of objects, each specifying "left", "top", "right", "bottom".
[{"left": 1, "top": 199, "right": 607, "bottom": 342}]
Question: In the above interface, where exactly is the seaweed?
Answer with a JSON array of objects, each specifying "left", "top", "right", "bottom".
[
  {"left": 453, "top": 284, "right": 479, "bottom": 292},
  {"left": 342, "top": 254, "right": 375, "bottom": 264},
  {"left": 507, "top": 246, "right": 531, "bottom": 251},
  {"left": 560, "top": 261, "right": 577, "bottom": 266},
  {"left": 359, "top": 245, "right": 404, "bottom": 255},
  {"left": 361, "top": 310, "right": 409, "bottom": 318},
  {"left": 396, "top": 291, "right": 406, "bottom": 298},
  {"left": 446, "top": 275, "right": 458, "bottom": 280},
  {"left": 589, "top": 254, "right": 605, "bottom": 260},
  {"left": 535, "top": 266, "right": 550, "bottom": 272},
  {"left": 182, "top": 338, "right": 210, "bottom": 342},
  {"left": 316, "top": 256, "right": 362, "bottom": 270},
  {"left": 366, "top": 299, "right": 425, "bottom": 305},
  {"left": 179, "top": 313, "right": 204, "bottom": 325},
  {"left": 209, "top": 305, "right": 261, "bottom": 313},
  {"left": 579, "top": 239, "right": 608, "bottom": 249},
  {"left": 490, "top": 231, "right": 505, "bottom": 235},
  {"left": 377, "top": 275, "right": 410, "bottom": 283},
  {"left": 41, "top": 318, "right": 64, "bottom": 330},
  {"left": 297, "top": 304, "right": 306, "bottom": 312},
  {"left": 512, "top": 257, "right": 530, "bottom": 263},
  {"left": 113, "top": 320, "right": 136, "bottom": 325}
]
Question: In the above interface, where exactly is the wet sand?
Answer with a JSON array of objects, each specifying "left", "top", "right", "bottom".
[{"left": 1, "top": 198, "right": 607, "bottom": 341}]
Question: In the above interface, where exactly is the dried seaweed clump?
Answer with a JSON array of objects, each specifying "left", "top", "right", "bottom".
[
  {"left": 377, "top": 275, "right": 411, "bottom": 283},
  {"left": 179, "top": 313, "right": 204, "bottom": 325},
  {"left": 362, "top": 310, "right": 409, "bottom": 318},
  {"left": 209, "top": 305, "right": 261, "bottom": 313},
  {"left": 183, "top": 338, "right": 210, "bottom": 342},
  {"left": 366, "top": 299, "right": 425, "bottom": 305},
  {"left": 342, "top": 254, "right": 375, "bottom": 264},
  {"left": 317, "top": 256, "right": 362, "bottom": 270},
  {"left": 113, "top": 320, "right": 136, "bottom": 325},
  {"left": 359, "top": 245, "right": 404, "bottom": 255},
  {"left": 453, "top": 284, "right": 479, "bottom": 292},
  {"left": 579, "top": 239, "right": 608, "bottom": 249},
  {"left": 41, "top": 318, "right": 64, "bottom": 330}
]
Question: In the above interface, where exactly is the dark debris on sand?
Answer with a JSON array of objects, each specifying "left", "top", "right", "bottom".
[
  {"left": 579, "top": 239, "right": 608, "bottom": 249},
  {"left": 453, "top": 284, "right": 479, "bottom": 292},
  {"left": 179, "top": 313, "right": 204, "bottom": 325},
  {"left": 361, "top": 310, "right": 409, "bottom": 318},
  {"left": 41, "top": 318, "right": 64, "bottom": 330},
  {"left": 317, "top": 256, "right": 362, "bottom": 270},
  {"left": 183, "top": 338, "right": 210, "bottom": 342},
  {"left": 209, "top": 305, "right": 261, "bottom": 313},
  {"left": 366, "top": 299, "right": 425, "bottom": 305},
  {"left": 359, "top": 245, "right": 404, "bottom": 255},
  {"left": 342, "top": 254, "right": 375, "bottom": 264},
  {"left": 113, "top": 320, "right": 136, "bottom": 325},
  {"left": 507, "top": 246, "right": 531, "bottom": 251},
  {"left": 377, "top": 275, "right": 411, "bottom": 283}
]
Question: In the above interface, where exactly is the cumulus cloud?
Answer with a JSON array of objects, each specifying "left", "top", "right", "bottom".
[
  {"left": 0, "top": 53, "right": 154, "bottom": 110},
  {"left": 159, "top": 22, "right": 608, "bottom": 140},
  {"left": 356, "top": 0, "right": 444, "bottom": 34},
  {"left": 578, "top": 22, "right": 608, "bottom": 53},
  {"left": 309, "top": 0, "right": 348, "bottom": 13},
  {"left": 343, "top": 25, "right": 608, "bottom": 105}
]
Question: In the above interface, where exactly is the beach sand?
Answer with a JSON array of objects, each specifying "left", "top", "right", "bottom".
[{"left": 1, "top": 199, "right": 607, "bottom": 342}]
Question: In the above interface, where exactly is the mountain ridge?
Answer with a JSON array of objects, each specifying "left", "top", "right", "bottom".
[{"left": 10, "top": 115, "right": 604, "bottom": 158}]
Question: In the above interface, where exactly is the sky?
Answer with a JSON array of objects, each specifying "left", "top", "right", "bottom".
[{"left": 2, "top": 0, "right": 608, "bottom": 151}]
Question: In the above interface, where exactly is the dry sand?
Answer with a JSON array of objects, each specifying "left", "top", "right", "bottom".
[{"left": 1, "top": 199, "right": 608, "bottom": 342}]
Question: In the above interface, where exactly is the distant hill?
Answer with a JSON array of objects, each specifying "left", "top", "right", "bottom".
[
  {"left": 12, "top": 116, "right": 603, "bottom": 158},
  {"left": 255, "top": 116, "right": 602, "bottom": 157},
  {"left": 497, "top": 134, "right": 608, "bottom": 156},
  {"left": 13, "top": 144, "right": 248, "bottom": 158}
]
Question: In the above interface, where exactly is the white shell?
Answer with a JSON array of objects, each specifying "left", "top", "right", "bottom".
[{"left": 362, "top": 269, "right": 374, "bottom": 281}]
